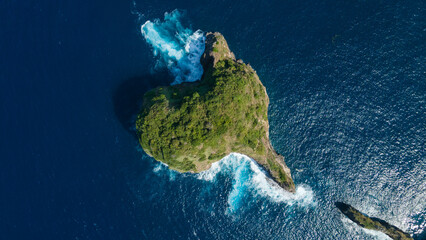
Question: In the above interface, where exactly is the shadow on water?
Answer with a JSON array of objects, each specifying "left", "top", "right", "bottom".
[
  {"left": 111, "top": 72, "right": 172, "bottom": 191},
  {"left": 108, "top": 73, "right": 173, "bottom": 240},
  {"left": 112, "top": 72, "right": 171, "bottom": 138}
]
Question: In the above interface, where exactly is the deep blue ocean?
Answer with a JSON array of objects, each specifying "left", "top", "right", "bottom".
[{"left": 1, "top": 0, "right": 425, "bottom": 239}]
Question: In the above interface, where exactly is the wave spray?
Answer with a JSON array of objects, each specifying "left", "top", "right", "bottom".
[{"left": 141, "top": 10, "right": 205, "bottom": 85}]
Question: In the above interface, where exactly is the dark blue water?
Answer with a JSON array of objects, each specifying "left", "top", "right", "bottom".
[{"left": 1, "top": 0, "right": 425, "bottom": 239}]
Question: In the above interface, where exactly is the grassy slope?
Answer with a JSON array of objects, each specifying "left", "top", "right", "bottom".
[{"left": 136, "top": 32, "right": 295, "bottom": 192}]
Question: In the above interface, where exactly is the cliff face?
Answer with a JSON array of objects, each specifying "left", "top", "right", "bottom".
[
  {"left": 200, "top": 32, "right": 295, "bottom": 192},
  {"left": 336, "top": 202, "right": 413, "bottom": 240},
  {"left": 200, "top": 32, "right": 235, "bottom": 69},
  {"left": 136, "top": 32, "right": 295, "bottom": 192}
]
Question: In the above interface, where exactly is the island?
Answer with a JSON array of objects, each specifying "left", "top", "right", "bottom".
[
  {"left": 335, "top": 202, "right": 413, "bottom": 240},
  {"left": 136, "top": 32, "right": 295, "bottom": 192}
]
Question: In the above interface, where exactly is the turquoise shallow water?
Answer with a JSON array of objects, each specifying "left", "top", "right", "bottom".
[{"left": 1, "top": 0, "right": 425, "bottom": 239}]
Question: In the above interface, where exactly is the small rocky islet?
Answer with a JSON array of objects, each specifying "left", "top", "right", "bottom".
[
  {"left": 335, "top": 202, "right": 413, "bottom": 240},
  {"left": 136, "top": 32, "right": 295, "bottom": 192}
]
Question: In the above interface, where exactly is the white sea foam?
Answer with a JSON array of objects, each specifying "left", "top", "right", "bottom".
[
  {"left": 152, "top": 161, "right": 176, "bottom": 181},
  {"left": 197, "top": 153, "right": 315, "bottom": 211},
  {"left": 140, "top": 10, "right": 205, "bottom": 85}
]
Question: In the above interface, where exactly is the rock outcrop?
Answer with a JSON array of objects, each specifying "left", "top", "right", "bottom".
[
  {"left": 136, "top": 32, "right": 295, "bottom": 192},
  {"left": 336, "top": 202, "right": 413, "bottom": 240}
]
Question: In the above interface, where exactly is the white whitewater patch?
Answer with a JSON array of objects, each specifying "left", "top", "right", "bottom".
[
  {"left": 140, "top": 10, "right": 205, "bottom": 85},
  {"left": 197, "top": 153, "right": 315, "bottom": 212},
  {"left": 152, "top": 161, "right": 176, "bottom": 181}
]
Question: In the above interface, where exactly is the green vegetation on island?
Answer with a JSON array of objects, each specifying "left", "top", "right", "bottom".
[
  {"left": 136, "top": 32, "right": 295, "bottom": 192},
  {"left": 335, "top": 202, "right": 413, "bottom": 240}
]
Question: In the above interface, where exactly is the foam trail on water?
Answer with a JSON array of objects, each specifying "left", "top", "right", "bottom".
[
  {"left": 141, "top": 10, "right": 205, "bottom": 85},
  {"left": 198, "top": 153, "right": 315, "bottom": 212},
  {"left": 227, "top": 159, "right": 251, "bottom": 213}
]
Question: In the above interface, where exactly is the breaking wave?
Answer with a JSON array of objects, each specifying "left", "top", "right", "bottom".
[
  {"left": 197, "top": 153, "right": 315, "bottom": 213},
  {"left": 140, "top": 10, "right": 205, "bottom": 85}
]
